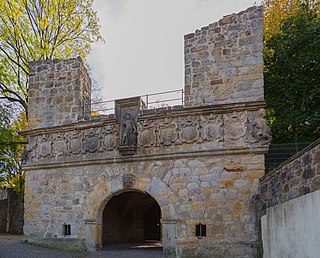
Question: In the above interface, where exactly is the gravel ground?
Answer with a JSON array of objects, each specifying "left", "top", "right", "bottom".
[{"left": 0, "top": 235, "right": 165, "bottom": 258}]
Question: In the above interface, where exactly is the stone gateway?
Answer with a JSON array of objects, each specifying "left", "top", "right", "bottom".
[{"left": 22, "top": 6, "right": 270, "bottom": 257}]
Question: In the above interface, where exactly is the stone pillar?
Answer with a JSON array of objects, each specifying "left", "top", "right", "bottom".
[
  {"left": 28, "top": 57, "right": 91, "bottom": 129},
  {"left": 184, "top": 6, "right": 264, "bottom": 107},
  {"left": 161, "top": 219, "right": 178, "bottom": 255},
  {"left": 84, "top": 220, "right": 102, "bottom": 251}
]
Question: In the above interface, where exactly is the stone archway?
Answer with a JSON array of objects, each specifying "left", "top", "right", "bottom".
[
  {"left": 83, "top": 176, "right": 179, "bottom": 254},
  {"left": 102, "top": 190, "right": 161, "bottom": 247}
]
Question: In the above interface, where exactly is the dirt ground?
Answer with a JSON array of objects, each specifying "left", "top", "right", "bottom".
[{"left": 0, "top": 234, "right": 165, "bottom": 258}]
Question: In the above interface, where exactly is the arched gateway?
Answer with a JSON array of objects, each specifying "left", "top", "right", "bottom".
[
  {"left": 22, "top": 6, "right": 271, "bottom": 257},
  {"left": 102, "top": 191, "right": 161, "bottom": 245},
  {"left": 82, "top": 178, "right": 178, "bottom": 253}
]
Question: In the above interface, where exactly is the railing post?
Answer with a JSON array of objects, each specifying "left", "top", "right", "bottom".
[
  {"left": 181, "top": 89, "right": 184, "bottom": 106},
  {"left": 146, "top": 94, "right": 149, "bottom": 110}
]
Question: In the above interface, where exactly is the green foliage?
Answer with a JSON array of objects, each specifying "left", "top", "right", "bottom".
[
  {"left": 0, "top": 0, "right": 104, "bottom": 113},
  {"left": 264, "top": 7, "right": 320, "bottom": 143},
  {"left": 0, "top": 102, "right": 27, "bottom": 192}
]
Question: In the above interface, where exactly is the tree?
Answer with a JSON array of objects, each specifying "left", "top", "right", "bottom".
[
  {"left": 263, "top": 0, "right": 319, "bottom": 39},
  {"left": 0, "top": 0, "right": 103, "bottom": 115},
  {"left": 264, "top": 5, "right": 320, "bottom": 143},
  {"left": 0, "top": 101, "right": 27, "bottom": 192}
]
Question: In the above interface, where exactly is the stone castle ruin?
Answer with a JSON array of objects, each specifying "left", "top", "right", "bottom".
[{"left": 22, "top": 6, "right": 271, "bottom": 257}]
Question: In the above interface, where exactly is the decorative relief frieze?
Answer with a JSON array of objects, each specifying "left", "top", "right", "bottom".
[
  {"left": 23, "top": 123, "right": 118, "bottom": 164},
  {"left": 22, "top": 108, "right": 271, "bottom": 165},
  {"left": 137, "top": 109, "right": 271, "bottom": 148}
]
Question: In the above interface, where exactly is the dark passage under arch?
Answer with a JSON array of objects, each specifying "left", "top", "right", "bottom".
[{"left": 102, "top": 191, "right": 161, "bottom": 246}]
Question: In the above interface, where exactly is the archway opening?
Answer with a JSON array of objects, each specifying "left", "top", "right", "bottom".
[{"left": 102, "top": 191, "right": 162, "bottom": 248}]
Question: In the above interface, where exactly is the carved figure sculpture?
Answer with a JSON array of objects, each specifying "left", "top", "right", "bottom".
[
  {"left": 121, "top": 112, "right": 137, "bottom": 146},
  {"left": 246, "top": 109, "right": 272, "bottom": 144}
]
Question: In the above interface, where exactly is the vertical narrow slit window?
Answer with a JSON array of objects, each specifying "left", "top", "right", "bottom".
[
  {"left": 64, "top": 224, "right": 71, "bottom": 236},
  {"left": 196, "top": 223, "right": 206, "bottom": 237}
]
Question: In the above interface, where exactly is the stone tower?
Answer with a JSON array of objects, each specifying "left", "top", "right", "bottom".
[
  {"left": 184, "top": 6, "right": 264, "bottom": 106},
  {"left": 28, "top": 57, "right": 91, "bottom": 129}
]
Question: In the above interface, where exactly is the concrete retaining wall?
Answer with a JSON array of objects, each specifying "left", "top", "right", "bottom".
[{"left": 261, "top": 189, "right": 320, "bottom": 258}]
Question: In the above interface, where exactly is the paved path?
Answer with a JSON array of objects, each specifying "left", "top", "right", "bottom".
[{"left": 0, "top": 235, "right": 165, "bottom": 258}]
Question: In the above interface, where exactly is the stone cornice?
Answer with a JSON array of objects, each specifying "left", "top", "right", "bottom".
[
  {"left": 21, "top": 118, "right": 117, "bottom": 137},
  {"left": 139, "top": 101, "right": 266, "bottom": 120}
]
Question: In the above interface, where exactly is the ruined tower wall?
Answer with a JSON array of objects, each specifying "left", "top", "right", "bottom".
[
  {"left": 28, "top": 57, "right": 91, "bottom": 129},
  {"left": 184, "top": 6, "right": 264, "bottom": 106}
]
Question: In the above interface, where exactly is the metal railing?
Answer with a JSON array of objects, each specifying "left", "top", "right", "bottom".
[{"left": 89, "top": 89, "right": 184, "bottom": 116}]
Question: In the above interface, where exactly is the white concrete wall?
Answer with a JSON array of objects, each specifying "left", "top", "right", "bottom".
[{"left": 261, "top": 189, "right": 320, "bottom": 258}]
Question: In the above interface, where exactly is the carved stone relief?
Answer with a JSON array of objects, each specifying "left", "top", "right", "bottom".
[
  {"left": 178, "top": 116, "right": 200, "bottom": 144},
  {"left": 120, "top": 112, "right": 137, "bottom": 147},
  {"left": 158, "top": 117, "right": 177, "bottom": 146},
  {"left": 122, "top": 174, "right": 136, "bottom": 189},
  {"left": 137, "top": 113, "right": 226, "bottom": 147},
  {"left": 101, "top": 124, "right": 117, "bottom": 151},
  {"left": 24, "top": 123, "right": 118, "bottom": 164},
  {"left": 52, "top": 133, "right": 67, "bottom": 157},
  {"left": 24, "top": 108, "right": 271, "bottom": 165},
  {"left": 224, "top": 111, "right": 247, "bottom": 143},
  {"left": 22, "top": 136, "right": 38, "bottom": 163},
  {"left": 115, "top": 97, "right": 142, "bottom": 151},
  {"left": 200, "top": 114, "right": 224, "bottom": 142},
  {"left": 137, "top": 119, "right": 157, "bottom": 147},
  {"left": 245, "top": 109, "right": 272, "bottom": 145},
  {"left": 67, "top": 130, "right": 83, "bottom": 155},
  {"left": 83, "top": 128, "right": 100, "bottom": 153},
  {"left": 38, "top": 134, "right": 52, "bottom": 158}
]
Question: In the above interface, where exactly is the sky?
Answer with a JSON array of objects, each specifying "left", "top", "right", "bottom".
[{"left": 88, "top": 0, "right": 258, "bottom": 102}]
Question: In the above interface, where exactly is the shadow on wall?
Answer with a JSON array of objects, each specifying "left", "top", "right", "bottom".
[{"left": 0, "top": 188, "right": 24, "bottom": 234}]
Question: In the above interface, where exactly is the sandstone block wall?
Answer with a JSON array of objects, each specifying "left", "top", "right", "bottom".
[
  {"left": 184, "top": 6, "right": 264, "bottom": 106},
  {"left": 28, "top": 57, "right": 91, "bottom": 129},
  {"left": 24, "top": 153, "right": 265, "bottom": 256},
  {"left": 258, "top": 139, "right": 320, "bottom": 217}
]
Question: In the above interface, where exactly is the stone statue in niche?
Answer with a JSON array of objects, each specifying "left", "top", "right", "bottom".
[
  {"left": 246, "top": 109, "right": 272, "bottom": 145},
  {"left": 121, "top": 112, "right": 137, "bottom": 146}
]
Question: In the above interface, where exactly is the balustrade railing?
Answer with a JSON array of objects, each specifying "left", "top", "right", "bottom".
[{"left": 87, "top": 89, "right": 184, "bottom": 117}]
